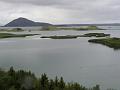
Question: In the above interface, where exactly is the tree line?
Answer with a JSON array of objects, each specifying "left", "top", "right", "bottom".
[{"left": 0, "top": 67, "right": 100, "bottom": 90}]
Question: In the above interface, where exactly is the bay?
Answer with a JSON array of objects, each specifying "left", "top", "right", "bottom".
[{"left": 0, "top": 27, "right": 120, "bottom": 90}]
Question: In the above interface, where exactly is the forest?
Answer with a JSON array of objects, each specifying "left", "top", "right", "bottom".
[{"left": 0, "top": 67, "right": 100, "bottom": 90}]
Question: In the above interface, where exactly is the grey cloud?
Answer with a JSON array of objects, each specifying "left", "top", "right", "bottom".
[
  {"left": 0, "top": 0, "right": 120, "bottom": 24},
  {"left": 0, "top": 0, "right": 67, "bottom": 6},
  {"left": 0, "top": 0, "right": 119, "bottom": 11},
  {"left": 0, "top": 0, "right": 102, "bottom": 8},
  {"left": 0, "top": 0, "right": 119, "bottom": 10}
]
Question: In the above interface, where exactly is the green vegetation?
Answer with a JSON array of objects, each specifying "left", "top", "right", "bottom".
[
  {"left": 0, "top": 28, "right": 24, "bottom": 32},
  {"left": 59, "top": 26, "right": 104, "bottom": 30},
  {"left": 88, "top": 37, "right": 120, "bottom": 49},
  {"left": 41, "top": 26, "right": 104, "bottom": 31},
  {"left": 41, "top": 26, "right": 57, "bottom": 31},
  {"left": 0, "top": 33, "right": 39, "bottom": 38},
  {"left": 41, "top": 35, "right": 80, "bottom": 39},
  {"left": 86, "top": 26, "right": 103, "bottom": 30},
  {"left": 41, "top": 33, "right": 110, "bottom": 39},
  {"left": 81, "top": 33, "right": 110, "bottom": 37},
  {"left": 0, "top": 67, "right": 100, "bottom": 90},
  {"left": 8, "top": 28, "right": 24, "bottom": 32}
]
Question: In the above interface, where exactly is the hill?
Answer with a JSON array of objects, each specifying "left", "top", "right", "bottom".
[{"left": 4, "top": 17, "right": 52, "bottom": 27}]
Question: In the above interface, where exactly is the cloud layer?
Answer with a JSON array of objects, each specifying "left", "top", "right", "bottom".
[{"left": 0, "top": 0, "right": 120, "bottom": 25}]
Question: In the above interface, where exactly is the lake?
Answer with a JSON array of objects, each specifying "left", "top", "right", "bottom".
[{"left": 0, "top": 28, "right": 120, "bottom": 90}]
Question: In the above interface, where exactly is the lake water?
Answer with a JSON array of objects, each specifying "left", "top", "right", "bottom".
[{"left": 0, "top": 28, "right": 120, "bottom": 90}]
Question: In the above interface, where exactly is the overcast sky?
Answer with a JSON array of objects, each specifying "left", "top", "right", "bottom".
[{"left": 0, "top": 0, "right": 120, "bottom": 25}]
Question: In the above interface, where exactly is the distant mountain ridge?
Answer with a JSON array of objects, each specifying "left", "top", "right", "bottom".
[{"left": 4, "top": 17, "right": 52, "bottom": 27}]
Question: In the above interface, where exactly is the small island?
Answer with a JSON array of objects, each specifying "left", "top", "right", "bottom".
[
  {"left": 88, "top": 37, "right": 120, "bottom": 49},
  {"left": 0, "top": 33, "right": 40, "bottom": 38},
  {"left": 41, "top": 25, "right": 105, "bottom": 31},
  {"left": 81, "top": 33, "right": 110, "bottom": 37},
  {"left": 41, "top": 33, "right": 110, "bottom": 39},
  {"left": 59, "top": 26, "right": 104, "bottom": 30},
  {"left": 41, "top": 35, "right": 80, "bottom": 39},
  {"left": 7, "top": 28, "right": 24, "bottom": 32},
  {"left": 0, "top": 28, "right": 24, "bottom": 32}
]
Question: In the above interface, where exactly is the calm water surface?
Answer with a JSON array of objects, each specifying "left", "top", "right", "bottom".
[{"left": 0, "top": 29, "right": 120, "bottom": 90}]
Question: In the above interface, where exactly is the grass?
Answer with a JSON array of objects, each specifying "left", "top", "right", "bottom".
[
  {"left": 41, "top": 26, "right": 105, "bottom": 31},
  {"left": 0, "top": 33, "right": 39, "bottom": 38},
  {"left": 7, "top": 28, "right": 24, "bottom": 32},
  {"left": 41, "top": 33, "right": 110, "bottom": 39},
  {"left": 41, "top": 35, "right": 80, "bottom": 39},
  {"left": 0, "top": 28, "right": 24, "bottom": 32},
  {"left": 41, "top": 26, "right": 57, "bottom": 31},
  {"left": 81, "top": 33, "right": 110, "bottom": 37},
  {"left": 59, "top": 26, "right": 104, "bottom": 30},
  {"left": 88, "top": 37, "right": 120, "bottom": 49}
]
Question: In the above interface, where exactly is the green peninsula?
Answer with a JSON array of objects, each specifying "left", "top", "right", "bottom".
[
  {"left": 88, "top": 37, "right": 120, "bottom": 49},
  {"left": 0, "top": 33, "right": 39, "bottom": 38}
]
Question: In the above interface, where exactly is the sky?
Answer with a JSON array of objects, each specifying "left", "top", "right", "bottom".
[{"left": 0, "top": 0, "right": 120, "bottom": 25}]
